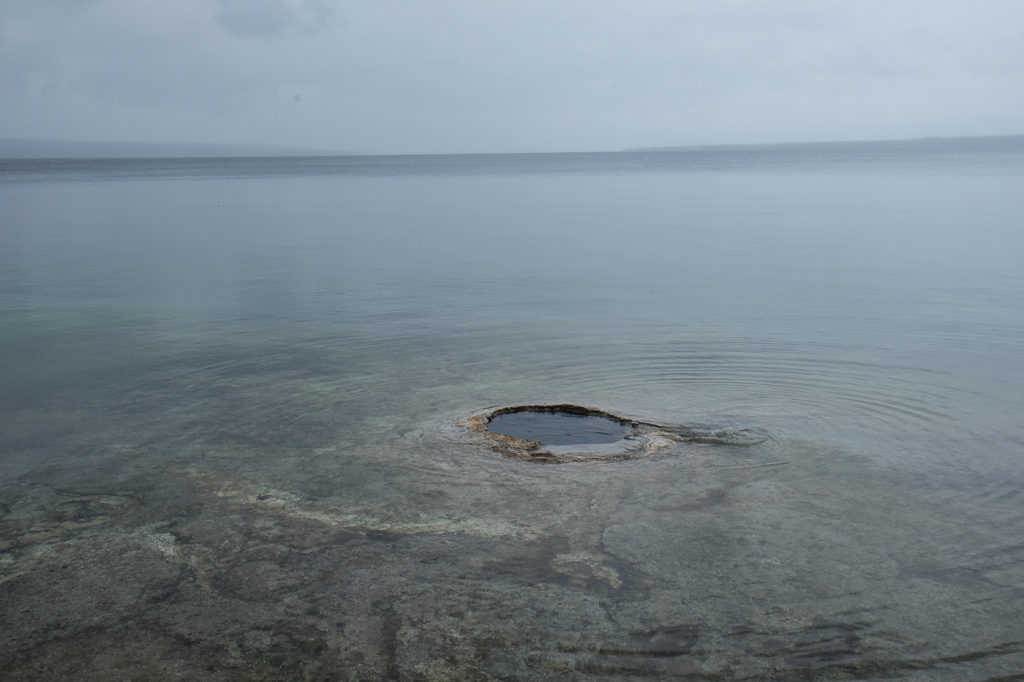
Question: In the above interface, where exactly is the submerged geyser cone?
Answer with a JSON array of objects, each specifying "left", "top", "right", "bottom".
[{"left": 462, "top": 404, "right": 769, "bottom": 463}]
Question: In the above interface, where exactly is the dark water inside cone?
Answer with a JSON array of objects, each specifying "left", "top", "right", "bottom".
[{"left": 487, "top": 410, "right": 631, "bottom": 445}]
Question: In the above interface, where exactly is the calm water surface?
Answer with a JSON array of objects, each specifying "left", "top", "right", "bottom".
[{"left": 2, "top": 140, "right": 1024, "bottom": 679}]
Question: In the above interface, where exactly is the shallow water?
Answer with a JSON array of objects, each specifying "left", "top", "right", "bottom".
[{"left": 2, "top": 139, "right": 1024, "bottom": 679}]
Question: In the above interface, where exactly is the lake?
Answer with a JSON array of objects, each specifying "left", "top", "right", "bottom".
[{"left": 2, "top": 138, "right": 1024, "bottom": 679}]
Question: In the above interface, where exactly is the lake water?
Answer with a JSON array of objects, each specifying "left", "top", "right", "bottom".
[{"left": 2, "top": 139, "right": 1024, "bottom": 679}]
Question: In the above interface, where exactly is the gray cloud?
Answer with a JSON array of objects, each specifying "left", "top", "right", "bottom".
[
  {"left": 215, "top": 0, "right": 335, "bottom": 38},
  {"left": 1, "top": 0, "right": 1022, "bottom": 153}
]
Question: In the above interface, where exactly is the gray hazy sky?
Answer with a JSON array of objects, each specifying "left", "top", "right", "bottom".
[{"left": 2, "top": 0, "right": 1023, "bottom": 154}]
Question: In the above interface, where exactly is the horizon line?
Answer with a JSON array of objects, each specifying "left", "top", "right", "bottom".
[{"left": 1, "top": 132, "right": 1022, "bottom": 160}]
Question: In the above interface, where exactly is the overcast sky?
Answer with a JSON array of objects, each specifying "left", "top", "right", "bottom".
[{"left": 2, "top": 0, "right": 1022, "bottom": 154}]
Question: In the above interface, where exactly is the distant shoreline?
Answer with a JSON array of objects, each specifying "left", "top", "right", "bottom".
[
  {"left": 623, "top": 134, "right": 1024, "bottom": 153},
  {"left": 0, "top": 138, "right": 358, "bottom": 160}
]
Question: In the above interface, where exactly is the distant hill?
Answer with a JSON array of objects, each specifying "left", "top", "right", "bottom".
[
  {"left": 0, "top": 138, "right": 357, "bottom": 159},
  {"left": 623, "top": 134, "right": 1024, "bottom": 153}
]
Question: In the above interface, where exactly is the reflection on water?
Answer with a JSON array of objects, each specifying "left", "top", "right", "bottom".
[{"left": 2, "top": 141, "right": 1024, "bottom": 679}]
